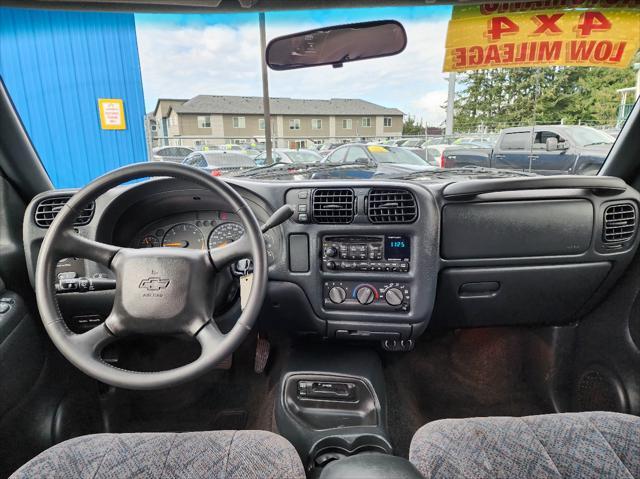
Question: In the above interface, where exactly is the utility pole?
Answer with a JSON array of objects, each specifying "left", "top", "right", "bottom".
[
  {"left": 445, "top": 72, "right": 456, "bottom": 138},
  {"left": 259, "top": 13, "right": 273, "bottom": 164}
]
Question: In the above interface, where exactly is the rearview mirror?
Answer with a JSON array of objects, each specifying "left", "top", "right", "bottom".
[
  {"left": 545, "top": 137, "right": 559, "bottom": 151},
  {"left": 266, "top": 20, "right": 407, "bottom": 71}
]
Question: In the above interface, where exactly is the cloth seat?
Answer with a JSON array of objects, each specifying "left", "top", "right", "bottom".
[
  {"left": 409, "top": 411, "right": 640, "bottom": 479},
  {"left": 10, "top": 430, "right": 305, "bottom": 479}
]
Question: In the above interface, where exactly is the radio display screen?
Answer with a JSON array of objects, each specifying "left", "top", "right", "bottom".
[{"left": 385, "top": 235, "right": 410, "bottom": 260}]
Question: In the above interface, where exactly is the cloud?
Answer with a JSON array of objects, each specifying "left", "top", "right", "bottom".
[
  {"left": 413, "top": 89, "right": 449, "bottom": 126},
  {"left": 136, "top": 15, "right": 450, "bottom": 124}
]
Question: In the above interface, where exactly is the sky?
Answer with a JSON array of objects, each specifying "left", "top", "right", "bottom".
[{"left": 135, "top": 6, "right": 453, "bottom": 126}]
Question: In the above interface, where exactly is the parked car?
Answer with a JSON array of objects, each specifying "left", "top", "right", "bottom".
[
  {"left": 401, "top": 138, "right": 426, "bottom": 148},
  {"left": 241, "top": 149, "right": 262, "bottom": 160},
  {"left": 401, "top": 146, "right": 436, "bottom": 165},
  {"left": 254, "top": 148, "right": 322, "bottom": 166},
  {"left": 441, "top": 125, "right": 614, "bottom": 175},
  {"left": 453, "top": 136, "right": 496, "bottom": 147},
  {"left": 317, "top": 143, "right": 431, "bottom": 179},
  {"left": 182, "top": 150, "right": 256, "bottom": 175},
  {"left": 318, "top": 142, "right": 344, "bottom": 157},
  {"left": 151, "top": 146, "right": 194, "bottom": 162}
]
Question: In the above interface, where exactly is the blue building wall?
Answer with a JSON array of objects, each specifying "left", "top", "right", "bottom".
[{"left": 0, "top": 8, "right": 147, "bottom": 188}]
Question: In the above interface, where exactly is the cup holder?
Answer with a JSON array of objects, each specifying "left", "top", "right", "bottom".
[{"left": 310, "top": 434, "right": 391, "bottom": 469}]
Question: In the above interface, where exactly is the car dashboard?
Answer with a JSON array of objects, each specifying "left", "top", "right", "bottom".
[{"left": 23, "top": 174, "right": 640, "bottom": 342}]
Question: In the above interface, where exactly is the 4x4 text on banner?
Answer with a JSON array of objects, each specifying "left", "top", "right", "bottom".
[{"left": 443, "top": 1, "right": 640, "bottom": 72}]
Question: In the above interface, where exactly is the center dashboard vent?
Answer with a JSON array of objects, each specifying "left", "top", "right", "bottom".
[
  {"left": 34, "top": 196, "right": 95, "bottom": 228},
  {"left": 603, "top": 203, "right": 636, "bottom": 244},
  {"left": 312, "top": 189, "right": 354, "bottom": 224},
  {"left": 367, "top": 188, "right": 417, "bottom": 224}
]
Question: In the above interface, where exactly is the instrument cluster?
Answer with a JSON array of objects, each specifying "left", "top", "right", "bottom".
[{"left": 132, "top": 211, "right": 276, "bottom": 264}]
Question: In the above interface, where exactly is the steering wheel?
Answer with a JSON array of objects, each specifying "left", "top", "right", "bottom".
[{"left": 35, "top": 162, "right": 268, "bottom": 390}]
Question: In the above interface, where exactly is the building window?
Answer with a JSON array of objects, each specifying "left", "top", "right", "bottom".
[
  {"left": 361, "top": 117, "right": 372, "bottom": 128},
  {"left": 311, "top": 119, "right": 322, "bottom": 130},
  {"left": 232, "top": 116, "right": 245, "bottom": 128},
  {"left": 289, "top": 119, "right": 301, "bottom": 130},
  {"left": 259, "top": 118, "right": 265, "bottom": 130},
  {"left": 342, "top": 119, "right": 352, "bottom": 129},
  {"left": 384, "top": 117, "right": 392, "bottom": 127},
  {"left": 198, "top": 116, "right": 211, "bottom": 128}
]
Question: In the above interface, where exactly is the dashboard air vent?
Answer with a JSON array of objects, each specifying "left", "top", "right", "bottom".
[
  {"left": 34, "top": 196, "right": 95, "bottom": 228},
  {"left": 603, "top": 203, "right": 636, "bottom": 243},
  {"left": 312, "top": 189, "right": 354, "bottom": 224},
  {"left": 367, "top": 188, "right": 417, "bottom": 224}
]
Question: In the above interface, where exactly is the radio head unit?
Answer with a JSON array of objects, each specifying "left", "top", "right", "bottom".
[{"left": 321, "top": 235, "right": 410, "bottom": 272}]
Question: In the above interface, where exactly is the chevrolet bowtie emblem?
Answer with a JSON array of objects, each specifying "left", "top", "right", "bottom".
[{"left": 138, "top": 277, "right": 170, "bottom": 291}]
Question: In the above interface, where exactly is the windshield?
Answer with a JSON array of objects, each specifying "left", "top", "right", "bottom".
[
  {"left": 570, "top": 126, "right": 616, "bottom": 146},
  {"left": 369, "top": 146, "right": 427, "bottom": 165},
  {"left": 284, "top": 150, "right": 321, "bottom": 163},
  {"left": 1, "top": 4, "right": 638, "bottom": 185}
]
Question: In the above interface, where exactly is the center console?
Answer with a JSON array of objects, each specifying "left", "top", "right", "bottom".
[
  {"left": 275, "top": 346, "right": 392, "bottom": 473},
  {"left": 321, "top": 235, "right": 412, "bottom": 313}
]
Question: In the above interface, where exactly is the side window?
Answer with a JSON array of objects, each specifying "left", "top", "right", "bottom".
[
  {"left": 533, "top": 131, "right": 565, "bottom": 149},
  {"left": 345, "top": 147, "right": 367, "bottom": 163},
  {"left": 183, "top": 155, "right": 195, "bottom": 165},
  {"left": 176, "top": 148, "right": 191, "bottom": 156},
  {"left": 500, "top": 131, "right": 529, "bottom": 150},
  {"left": 327, "top": 147, "right": 348, "bottom": 163}
]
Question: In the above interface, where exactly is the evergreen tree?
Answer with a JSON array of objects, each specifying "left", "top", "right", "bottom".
[
  {"left": 451, "top": 60, "right": 637, "bottom": 133},
  {"left": 403, "top": 116, "right": 425, "bottom": 135}
]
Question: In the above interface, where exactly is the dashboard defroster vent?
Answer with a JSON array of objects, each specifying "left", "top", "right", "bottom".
[
  {"left": 34, "top": 196, "right": 95, "bottom": 228},
  {"left": 603, "top": 203, "right": 636, "bottom": 244},
  {"left": 312, "top": 189, "right": 354, "bottom": 224},
  {"left": 367, "top": 188, "right": 417, "bottom": 224}
]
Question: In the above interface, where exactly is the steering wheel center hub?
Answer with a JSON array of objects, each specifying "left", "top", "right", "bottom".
[{"left": 108, "top": 247, "right": 215, "bottom": 336}]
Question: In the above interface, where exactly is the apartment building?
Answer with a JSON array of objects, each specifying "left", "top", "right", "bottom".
[{"left": 153, "top": 95, "right": 404, "bottom": 147}]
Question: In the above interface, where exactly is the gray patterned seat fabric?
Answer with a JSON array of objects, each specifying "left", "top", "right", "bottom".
[
  {"left": 409, "top": 412, "right": 640, "bottom": 479},
  {"left": 10, "top": 430, "right": 305, "bottom": 479}
]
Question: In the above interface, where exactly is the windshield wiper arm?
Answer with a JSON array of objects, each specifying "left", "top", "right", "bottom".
[
  {"left": 389, "top": 166, "right": 537, "bottom": 180},
  {"left": 230, "top": 161, "right": 291, "bottom": 177},
  {"left": 237, "top": 163, "right": 373, "bottom": 179}
]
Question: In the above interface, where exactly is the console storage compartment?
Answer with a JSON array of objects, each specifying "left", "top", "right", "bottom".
[
  {"left": 320, "top": 453, "right": 423, "bottom": 479},
  {"left": 275, "top": 346, "right": 392, "bottom": 471}
]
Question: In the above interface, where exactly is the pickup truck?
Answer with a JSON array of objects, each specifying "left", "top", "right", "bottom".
[{"left": 441, "top": 125, "right": 614, "bottom": 175}]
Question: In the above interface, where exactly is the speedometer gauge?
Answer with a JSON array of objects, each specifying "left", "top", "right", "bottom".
[
  {"left": 162, "top": 223, "right": 205, "bottom": 250},
  {"left": 208, "top": 222, "right": 244, "bottom": 249}
]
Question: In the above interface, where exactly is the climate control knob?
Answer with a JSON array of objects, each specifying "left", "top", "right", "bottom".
[
  {"left": 328, "top": 286, "right": 347, "bottom": 304},
  {"left": 385, "top": 287, "right": 404, "bottom": 306},
  {"left": 356, "top": 286, "right": 376, "bottom": 305}
]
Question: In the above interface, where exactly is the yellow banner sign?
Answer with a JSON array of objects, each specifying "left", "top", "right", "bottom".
[
  {"left": 443, "top": 3, "right": 640, "bottom": 72},
  {"left": 98, "top": 98, "right": 126, "bottom": 130}
]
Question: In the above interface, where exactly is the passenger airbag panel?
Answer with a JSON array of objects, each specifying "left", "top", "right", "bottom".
[{"left": 442, "top": 200, "right": 593, "bottom": 259}]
